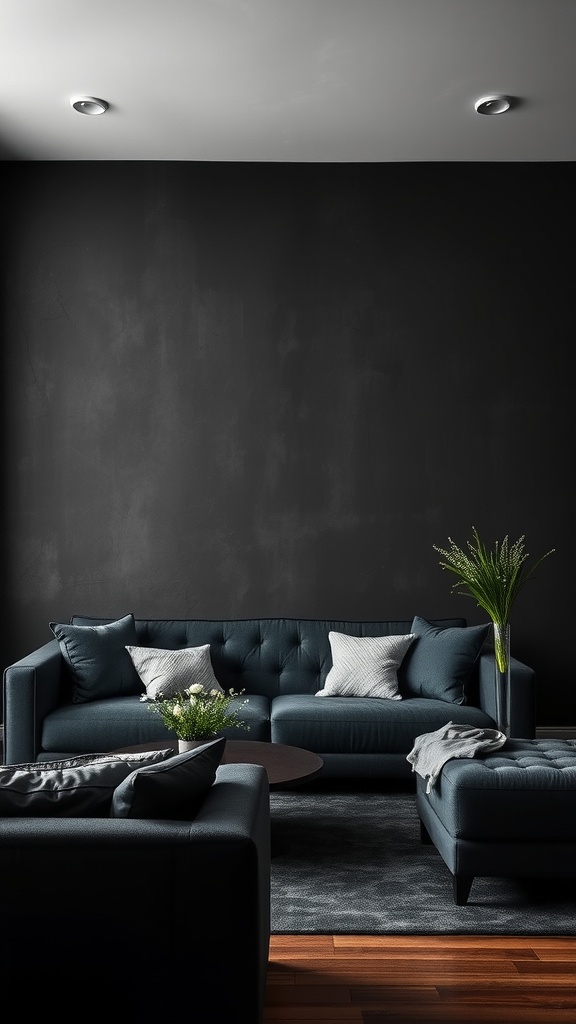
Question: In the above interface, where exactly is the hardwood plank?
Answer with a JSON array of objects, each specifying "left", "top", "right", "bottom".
[
  {"left": 361, "top": 1008, "right": 576, "bottom": 1023},
  {"left": 286, "top": 960, "right": 521, "bottom": 980},
  {"left": 267, "top": 969, "right": 297, "bottom": 985},
  {"left": 437, "top": 984, "right": 576, "bottom": 1006},
  {"left": 314, "top": 945, "right": 541, "bottom": 960},
  {"left": 332, "top": 934, "right": 575, "bottom": 949},
  {"left": 270, "top": 935, "right": 336, "bottom": 953},
  {"left": 513, "top": 960, "right": 576, "bottom": 977},
  {"left": 535, "top": 948, "right": 576, "bottom": 961}
]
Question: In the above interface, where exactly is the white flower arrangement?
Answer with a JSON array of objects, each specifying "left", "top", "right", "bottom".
[{"left": 142, "top": 683, "right": 249, "bottom": 741}]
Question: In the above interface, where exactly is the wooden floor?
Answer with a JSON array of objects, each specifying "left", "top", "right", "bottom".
[{"left": 264, "top": 934, "right": 576, "bottom": 1023}]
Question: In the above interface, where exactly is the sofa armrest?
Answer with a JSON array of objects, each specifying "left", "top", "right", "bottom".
[
  {"left": 2, "top": 640, "right": 67, "bottom": 764},
  {"left": 478, "top": 650, "right": 536, "bottom": 738},
  {"left": 0, "top": 762, "right": 271, "bottom": 1020}
]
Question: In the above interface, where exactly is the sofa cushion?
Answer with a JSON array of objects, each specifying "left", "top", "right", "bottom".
[
  {"left": 40, "top": 693, "right": 273, "bottom": 755},
  {"left": 0, "top": 750, "right": 174, "bottom": 817},
  {"left": 271, "top": 693, "right": 495, "bottom": 753},
  {"left": 125, "top": 644, "right": 223, "bottom": 700},
  {"left": 399, "top": 616, "right": 490, "bottom": 705},
  {"left": 315, "top": 631, "right": 415, "bottom": 700},
  {"left": 50, "top": 613, "right": 142, "bottom": 703},
  {"left": 111, "top": 737, "right": 226, "bottom": 819}
]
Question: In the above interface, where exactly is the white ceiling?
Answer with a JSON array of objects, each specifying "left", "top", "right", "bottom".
[{"left": 1, "top": 0, "right": 575, "bottom": 162}]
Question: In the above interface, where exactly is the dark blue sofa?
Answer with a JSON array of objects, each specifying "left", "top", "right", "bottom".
[{"left": 3, "top": 615, "right": 536, "bottom": 773}]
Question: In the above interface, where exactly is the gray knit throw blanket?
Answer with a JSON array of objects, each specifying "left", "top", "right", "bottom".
[{"left": 406, "top": 721, "right": 507, "bottom": 793}]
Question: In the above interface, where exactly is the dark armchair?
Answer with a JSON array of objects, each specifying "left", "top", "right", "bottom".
[{"left": 0, "top": 762, "right": 271, "bottom": 1022}]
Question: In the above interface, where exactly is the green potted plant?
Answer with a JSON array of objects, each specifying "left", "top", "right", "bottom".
[
  {"left": 433, "top": 528, "right": 554, "bottom": 732},
  {"left": 142, "top": 683, "right": 249, "bottom": 752}
]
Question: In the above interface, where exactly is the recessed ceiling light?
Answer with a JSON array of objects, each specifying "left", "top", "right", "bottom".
[
  {"left": 474, "top": 95, "right": 511, "bottom": 115},
  {"left": 71, "top": 96, "right": 108, "bottom": 115}
]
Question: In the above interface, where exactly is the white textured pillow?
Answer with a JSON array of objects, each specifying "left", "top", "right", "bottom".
[
  {"left": 126, "top": 644, "right": 223, "bottom": 700},
  {"left": 316, "top": 631, "right": 416, "bottom": 700}
]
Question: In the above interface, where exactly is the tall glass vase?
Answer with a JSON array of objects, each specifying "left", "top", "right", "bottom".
[{"left": 493, "top": 621, "right": 511, "bottom": 736}]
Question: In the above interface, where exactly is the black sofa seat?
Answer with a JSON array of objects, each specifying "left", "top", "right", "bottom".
[{"left": 38, "top": 692, "right": 272, "bottom": 761}]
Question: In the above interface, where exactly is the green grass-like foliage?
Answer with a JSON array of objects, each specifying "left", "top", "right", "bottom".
[
  {"left": 434, "top": 528, "right": 555, "bottom": 671},
  {"left": 144, "top": 684, "right": 249, "bottom": 741}
]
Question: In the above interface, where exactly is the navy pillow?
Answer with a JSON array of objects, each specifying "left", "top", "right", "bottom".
[
  {"left": 110, "top": 737, "right": 226, "bottom": 820},
  {"left": 398, "top": 616, "right": 490, "bottom": 705},
  {"left": 0, "top": 750, "right": 174, "bottom": 817},
  {"left": 50, "top": 613, "right": 142, "bottom": 703}
]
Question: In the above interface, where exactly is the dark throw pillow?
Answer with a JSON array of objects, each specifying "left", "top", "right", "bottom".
[
  {"left": 398, "top": 616, "right": 490, "bottom": 705},
  {"left": 0, "top": 750, "right": 174, "bottom": 817},
  {"left": 110, "top": 737, "right": 226, "bottom": 820},
  {"left": 50, "top": 613, "right": 142, "bottom": 703}
]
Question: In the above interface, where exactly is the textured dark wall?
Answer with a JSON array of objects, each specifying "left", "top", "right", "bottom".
[{"left": 1, "top": 161, "right": 573, "bottom": 726}]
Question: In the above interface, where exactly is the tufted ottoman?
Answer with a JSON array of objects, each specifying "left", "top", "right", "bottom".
[{"left": 415, "top": 738, "right": 576, "bottom": 905}]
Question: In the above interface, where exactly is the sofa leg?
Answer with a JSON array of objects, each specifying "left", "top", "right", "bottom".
[
  {"left": 453, "top": 873, "right": 473, "bottom": 906},
  {"left": 419, "top": 820, "right": 433, "bottom": 844}
]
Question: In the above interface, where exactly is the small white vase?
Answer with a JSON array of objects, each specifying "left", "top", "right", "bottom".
[{"left": 177, "top": 738, "right": 214, "bottom": 753}]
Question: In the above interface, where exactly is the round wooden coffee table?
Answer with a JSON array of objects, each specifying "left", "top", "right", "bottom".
[
  {"left": 115, "top": 739, "right": 323, "bottom": 790},
  {"left": 223, "top": 740, "right": 323, "bottom": 788}
]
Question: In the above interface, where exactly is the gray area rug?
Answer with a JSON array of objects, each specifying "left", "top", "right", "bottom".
[{"left": 270, "top": 782, "right": 576, "bottom": 934}]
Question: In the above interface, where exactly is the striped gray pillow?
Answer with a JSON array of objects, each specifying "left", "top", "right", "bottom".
[
  {"left": 316, "top": 631, "right": 415, "bottom": 700},
  {"left": 126, "top": 644, "right": 223, "bottom": 700}
]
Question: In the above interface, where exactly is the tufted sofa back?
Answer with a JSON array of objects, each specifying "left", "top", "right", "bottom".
[{"left": 72, "top": 616, "right": 466, "bottom": 700}]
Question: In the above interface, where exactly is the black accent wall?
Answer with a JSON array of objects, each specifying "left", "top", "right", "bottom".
[{"left": 1, "top": 161, "right": 573, "bottom": 726}]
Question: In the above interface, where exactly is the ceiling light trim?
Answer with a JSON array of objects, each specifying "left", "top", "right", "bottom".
[
  {"left": 474, "top": 95, "right": 511, "bottom": 115},
  {"left": 71, "top": 97, "right": 109, "bottom": 116}
]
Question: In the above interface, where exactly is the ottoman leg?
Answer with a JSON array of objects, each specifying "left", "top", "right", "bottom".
[{"left": 453, "top": 873, "right": 474, "bottom": 906}]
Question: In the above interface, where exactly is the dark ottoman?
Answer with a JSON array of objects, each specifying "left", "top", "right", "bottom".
[{"left": 415, "top": 738, "right": 576, "bottom": 904}]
